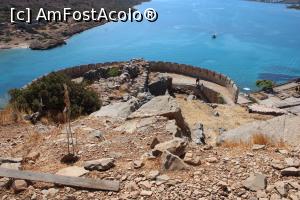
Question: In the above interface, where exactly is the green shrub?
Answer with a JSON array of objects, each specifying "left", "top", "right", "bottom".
[
  {"left": 9, "top": 72, "right": 101, "bottom": 121},
  {"left": 256, "top": 80, "right": 275, "bottom": 92},
  {"left": 107, "top": 67, "right": 121, "bottom": 77}
]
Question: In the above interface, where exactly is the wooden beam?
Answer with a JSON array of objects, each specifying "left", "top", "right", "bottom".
[{"left": 0, "top": 168, "right": 119, "bottom": 192}]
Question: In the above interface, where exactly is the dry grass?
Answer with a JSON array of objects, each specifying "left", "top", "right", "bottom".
[
  {"left": 0, "top": 107, "right": 20, "bottom": 125},
  {"left": 221, "top": 133, "right": 287, "bottom": 149},
  {"left": 221, "top": 140, "right": 251, "bottom": 149},
  {"left": 252, "top": 133, "right": 269, "bottom": 145}
]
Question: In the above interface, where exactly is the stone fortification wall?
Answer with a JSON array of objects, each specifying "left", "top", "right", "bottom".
[
  {"left": 148, "top": 61, "right": 239, "bottom": 103},
  {"left": 47, "top": 60, "right": 238, "bottom": 103}
]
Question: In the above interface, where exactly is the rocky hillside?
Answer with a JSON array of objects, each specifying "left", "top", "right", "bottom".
[
  {"left": 0, "top": 0, "right": 148, "bottom": 49},
  {"left": 0, "top": 59, "right": 299, "bottom": 199}
]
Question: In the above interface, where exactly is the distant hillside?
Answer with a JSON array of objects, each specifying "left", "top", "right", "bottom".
[
  {"left": 249, "top": 0, "right": 300, "bottom": 3},
  {"left": 248, "top": 0, "right": 300, "bottom": 10},
  {"left": 0, "top": 0, "right": 148, "bottom": 49}
]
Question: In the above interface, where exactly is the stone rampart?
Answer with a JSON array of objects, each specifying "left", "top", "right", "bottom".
[
  {"left": 148, "top": 61, "right": 239, "bottom": 103},
  {"left": 41, "top": 60, "right": 239, "bottom": 103}
]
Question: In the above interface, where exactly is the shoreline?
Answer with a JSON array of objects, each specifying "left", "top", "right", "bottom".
[
  {"left": 0, "top": 1, "right": 149, "bottom": 51},
  {"left": 0, "top": 43, "right": 29, "bottom": 50},
  {"left": 0, "top": 20, "right": 107, "bottom": 51}
]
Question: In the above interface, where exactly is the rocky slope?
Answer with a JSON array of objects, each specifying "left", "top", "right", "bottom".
[{"left": 0, "top": 59, "right": 299, "bottom": 199}]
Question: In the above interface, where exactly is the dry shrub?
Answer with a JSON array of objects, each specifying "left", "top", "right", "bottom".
[
  {"left": 23, "top": 131, "right": 43, "bottom": 154},
  {"left": 0, "top": 107, "right": 21, "bottom": 125},
  {"left": 221, "top": 140, "right": 251, "bottom": 149},
  {"left": 252, "top": 133, "right": 269, "bottom": 145},
  {"left": 222, "top": 133, "right": 286, "bottom": 148}
]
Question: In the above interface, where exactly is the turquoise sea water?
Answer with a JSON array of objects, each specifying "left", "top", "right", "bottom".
[{"left": 1, "top": 0, "right": 300, "bottom": 106}]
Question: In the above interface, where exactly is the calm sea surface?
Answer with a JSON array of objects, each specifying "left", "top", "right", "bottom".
[{"left": 1, "top": 0, "right": 300, "bottom": 106}]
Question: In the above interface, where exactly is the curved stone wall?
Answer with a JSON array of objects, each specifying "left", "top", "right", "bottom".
[
  {"left": 148, "top": 61, "right": 239, "bottom": 103},
  {"left": 43, "top": 60, "right": 239, "bottom": 103},
  {"left": 57, "top": 62, "right": 122, "bottom": 78}
]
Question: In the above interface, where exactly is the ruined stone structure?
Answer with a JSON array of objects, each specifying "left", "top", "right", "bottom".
[
  {"left": 148, "top": 61, "right": 239, "bottom": 103},
  {"left": 35, "top": 60, "right": 239, "bottom": 104}
]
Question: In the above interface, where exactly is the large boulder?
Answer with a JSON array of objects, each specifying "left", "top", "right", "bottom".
[
  {"left": 153, "top": 138, "right": 187, "bottom": 157},
  {"left": 161, "top": 151, "right": 189, "bottom": 171},
  {"left": 129, "top": 95, "right": 190, "bottom": 137},
  {"left": 217, "top": 115, "right": 300, "bottom": 147},
  {"left": 114, "top": 116, "right": 168, "bottom": 134},
  {"left": 90, "top": 98, "right": 139, "bottom": 119}
]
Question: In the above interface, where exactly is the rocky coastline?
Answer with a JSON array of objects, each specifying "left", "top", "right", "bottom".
[{"left": 0, "top": 0, "right": 148, "bottom": 50}]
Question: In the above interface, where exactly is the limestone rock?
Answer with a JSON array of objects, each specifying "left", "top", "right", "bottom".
[
  {"left": 147, "top": 170, "right": 160, "bottom": 180},
  {"left": 183, "top": 151, "right": 201, "bottom": 166},
  {"left": 270, "top": 160, "right": 285, "bottom": 170},
  {"left": 153, "top": 138, "right": 187, "bottom": 157},
  {"left": 150, "top": 137, "right": 160, "bottom": 149},
  {"left": 156, "top": 174, "right": 170, "bottom": 184},
  {"left": 56, "top": 166, "right": 88, "bottom": 177},
  {"left": 0, "top": 177, "right": 11, "bottom": 188},
  {"left": 133, "top": 160, "right": 144, "bottom": 169},
  {"left": 187, "top": 95, "right": 196, "bottom": 101},
  {"left": 269, "top": 193, "right": 281, "bottom": 200},
  {"left": 285, "top": 158, "right": 300, "bottom": 168},
  {"left": 128, "top": 95, "right": 190, "bottom": 136},
  {"left": 90, "top": 130, "right": 105, "bottom": 140},
  {"left": 281, "top": 167, "right": 300, "bottom": 176},
  {"left": 84, "top": 158, "right": 115, "bottom": 171},
  {"left": 115, "top": 116, "right": 167, "bottom": 134},
  {"left": 90, "top": 98, "right": 139, "bottom": 119},
  {"left": 206, "top": 157, "right": 218, "bottom": 163},
  {"left": 0, "top": 162, "right": 21, "bottom": 170},
  {"left": 129, "top": 95, "right": 180, "bottom": 119},
  {"left": 161, "top": 150, "right": 189, "bottom": 171},
  {"left": 191, "top": 123, "right": 205, "bottom": 145},
  {"left": 11, "top": 180, "right": 27, "bottom": 193},
  {"left": 217, "top": 115, "right": 300, "bottom": 147},
  {"left": 42, "top": 188, "right": 59, "bottom": 197},
  {"left": 138, "top": 181, "right": 152, "bottom": 190},
  {"left": 256, "top": 190, "right": 267, "bottom": 198},
  {"left": 274, "top": 181, "right": 288, "bottom": 197},
  {"left": 148, "top": 75, "right": 172, "bottom": 96},
  {"left": 242, "top": 173, "right": 267, "bottom": 191},
  {"left": 0, "top": 157, "right": 22, "bottom": 164},
  {"left": 165, "top": 120, "right": 181, "bottom": 137},
  {"left": 252, "top": 144, "right": 266, "bottom": 151},
  {"left": 213, "top": 111, "right": 220, "bottom": 117},
  {"left": 140, "top": 190, "right": 153, "bottom": 196},
  {"left": 24, "top": 151, "right": 40, "bottom": 162},
  {"left": 125, "top": 181, "right": 139, "bottom": 192}
]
